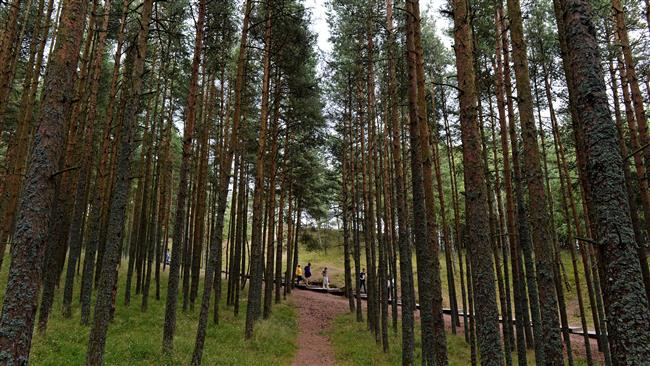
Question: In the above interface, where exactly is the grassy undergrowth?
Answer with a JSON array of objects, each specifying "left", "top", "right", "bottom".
[
  {"left": 0, "top": 261, "right": 297, "bottom": 365},
  {"left": 329, "top": 312, "right": 594, "bottom": 366}
]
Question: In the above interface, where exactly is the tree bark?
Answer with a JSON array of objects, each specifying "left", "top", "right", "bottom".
[
  {"left": 506, "top": 0, "right": 563, "bottom": 362},
  {"left": 245, "top": 0, "right": 272, "bottom": 339},
  {"left": 162, "top": 0, "right": 206, "bottom": 352},
  {"left": 452, "top": 0, "right": 504, "bottom": 364},
  {"left": 85, "top": 0, "right": 153, "bottom": 363},
  {"left": 190, "top": 0, "right": 250, "bottom": 361},
  {"left": 560, "top": 0, "right": 650, "bottom": 363},
  {"left": 0, "top": 0, "right": 87, "bottom": 362}
]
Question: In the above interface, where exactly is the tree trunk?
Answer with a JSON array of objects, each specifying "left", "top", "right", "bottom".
[
  {"left": 507, "top": 0, "right": 563, "bottom": 362},
  {"left": 560, "top": 0, "right": 650, "bottom": 363},
  {"left": 245, "top": 0, "right": 272, "bottom": 339},
  {"left": 452, "top": 0, "right": 504, "bottom": 364},
  {"left": 263, "top": 76, "right": 281, "bottom": 319},
  {"left": 162, "top": 0, "right": 206, "bottom": 352},
  {"left": 190, "top": 0, "right": 250, "bottom": 358},
  {"left": 85, "top": 1, "right": 153, "bottom": 363},
  {"left": 62, "top": 0, "right": 112, "bottom": 318},
  {"left": 0, "top": 0, "right": 24, "bottom": 123},
  {"left": 386, "top": 0, "right": 414, "bottom": 361},
  {"left": 0, "top": 0, "right": 87, "bottom": 362}
]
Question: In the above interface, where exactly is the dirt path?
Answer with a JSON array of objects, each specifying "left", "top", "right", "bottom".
[
  {"left": 290, "top": 288, "right": 604, "bottom": 365},
  {"left": 289, "top": 289, "right": 349, "bottom": 366}
]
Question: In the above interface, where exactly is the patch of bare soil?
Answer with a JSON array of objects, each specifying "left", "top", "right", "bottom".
[{"left": 289, "top": 289, "right": 350, "bottom": 366}]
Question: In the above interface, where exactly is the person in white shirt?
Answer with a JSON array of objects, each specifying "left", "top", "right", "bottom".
[{"left": 322, "top": 267, "right": 330, "bottom": 289}]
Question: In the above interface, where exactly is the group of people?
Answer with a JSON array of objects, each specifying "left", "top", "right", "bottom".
[
  {"left": 295, "top": 265, "right": 375, "bottom": 293},
  {"left": 295, "top": 263, "right": 331, "bottom": 289}
]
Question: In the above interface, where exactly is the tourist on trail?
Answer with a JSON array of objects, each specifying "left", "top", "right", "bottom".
[
  {"left": 360, "top": 268, "right": 366, "bottom": 293},
  {"left": 295, "top": 264, "right": 304, "bottom": 285},
  {"left": 304, "top": 262, "right": 312, "bottom": 285},
  {"left": 322, "top": 267, "right": 330, "bottom": 289}
]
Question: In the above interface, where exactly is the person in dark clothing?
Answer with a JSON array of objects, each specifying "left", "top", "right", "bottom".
[
  {"left": 304, "top": 262, "right": 312, "bottom": 285},
  {"left": 360, "top": 268, "right": 366, "bottom": 293}
]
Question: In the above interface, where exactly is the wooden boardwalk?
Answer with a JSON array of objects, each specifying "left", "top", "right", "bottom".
[{"left": 292, "top": 283, "right": 600, "bottom": 340}]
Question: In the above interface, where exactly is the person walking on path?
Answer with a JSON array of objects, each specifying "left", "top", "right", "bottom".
[
  {"left": 295, "top": 265, "right": 304, "bottom": 285},
  {"left": 304, "top": 263, "right": 312, "bottom": 285},
  {"left": 322, "top": 267, "right": 330, "bottom": 289},
  {"left": 360, "top": 268, "right": 366, "bottom": 293}
]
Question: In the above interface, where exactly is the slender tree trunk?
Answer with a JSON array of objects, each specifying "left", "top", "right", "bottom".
[
  {"left": 245, "top": 0, "right": 272, "bottom": 339},
  {"left": 190, "top": 75, "right": 212, "bottom": 311},
  {"left": 432, "top": 82, "right": 459, "bottom": 335},
  {"left": 162, "top": 0, "right": 206, "bottom": 352},
  {"left": 507, "top": 0, "right": 563, "bottom": 363},
  {"left": 544, "top": 61, "right": 593, "bottom": 365},
  {"left": 347, "top": 93, "right": 363, "bottom": 321},
  {"left": 85, "top": 0, "right": 153, "bottom": 363},
  {"left": 385, "top": 0, "right": 413, "bottom": 361},
  {"left": 342, "top": 91, "right": 354, "bottom": 312},
  {"left": 142, "top": 60, "right": 167, "bottom": 311},
  {"left": 79, "top": 0, "right": 128, "bottom": 324},
  {"left": 263, "top": 76, "right": 281, "bottom": 319},
  {"left": 190, "top": 1, "right": 249, "bottom": 361},
  {"left": 404, "top": 0, "right": 446, "bottom": 363},
  {"left": 62, "top": 0, "right": 112, "bottom": 318},
  {"left": 501, "top": 12, "right": 538, "bottom": 351},
  {"left": 0, "top": 0, "right": 24, "bottom": 122},
  {"left": 285, "top": 185, "right": 294, "bottom": 297},
  {"left": 494, "top": 9, "right": 525, "bottom": 360},
  {"left": 452, "top": 0, "right": 504, "bottom": 364},
  {"left": 533, "top": 73, "right": 574, "bottom": 365},
  {"left": 275, "top": 163, "right": 286, "bottom": 305}
]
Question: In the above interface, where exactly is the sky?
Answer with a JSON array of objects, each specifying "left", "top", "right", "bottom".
[{"left": 303, "top": 0, "right": 451, "bottom": 57}]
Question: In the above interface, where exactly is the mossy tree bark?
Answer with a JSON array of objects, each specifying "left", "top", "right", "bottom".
[
  {"left": 0, "top": 0, "right": 88, "bottom": 362},
  {"left": 559, "top": 0, "right": 650, "bottom": 363},
  {"left": 452, "top": 0, "right": 504, "bottom": 364}
]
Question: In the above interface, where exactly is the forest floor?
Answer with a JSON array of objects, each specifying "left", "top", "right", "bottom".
[{"left": 0, "top": 261, "right": 298, "bottom": 365}]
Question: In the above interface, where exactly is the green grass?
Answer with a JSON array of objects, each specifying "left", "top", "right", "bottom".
[
  {"left": 329, "top": 312, "right": 595, "bottom": 366},
  {"left": 0, "top": 260, "right": 297, "bottom": 365}
]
